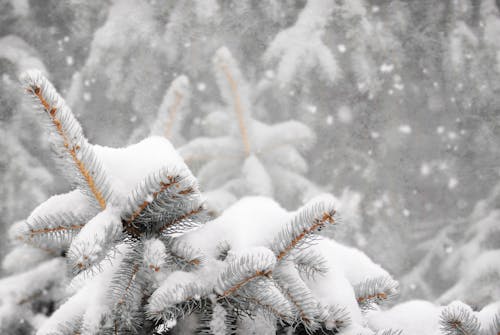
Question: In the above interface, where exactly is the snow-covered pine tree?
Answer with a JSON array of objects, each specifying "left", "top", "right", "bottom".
[
  {"left": 0, "top": 70, "right": 406, "bottom": 335},
  {"left": 179, "top": 47, "right": 319, "bottom": 214}
]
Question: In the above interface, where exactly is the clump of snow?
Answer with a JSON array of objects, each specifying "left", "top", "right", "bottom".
[
  {"left": 182, "top": 197, "right": 289, "bottom": 257},
  {"left": 95, "top": 136, "right": 191, "bottom": 204},
  {"left": 367, "top": 300, "right": 442, "bottom": 335},
  {"left": 27, "top": 190, "right": 93, "bottom": 220},
  {"left": 143, "top": 238, "right": 167, "bottom": 273},
  {"left": 67, "top": 207, "right": 122, "bottom": 271}
]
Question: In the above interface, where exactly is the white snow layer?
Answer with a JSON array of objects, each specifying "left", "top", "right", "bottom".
[
  {"left": 181, "top": 196, "right": 390, "bottom": 325},
  {"left": 94, "top": 136, "right": 191, "bottom": 204}
]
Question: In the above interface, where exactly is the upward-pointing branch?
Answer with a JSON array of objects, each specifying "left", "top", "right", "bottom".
[
  {"left": 220, "top": 64, "right": 251, "bottom": 156},
  {"left": 272, "top": 205, "right": 336, "bottom": 262},
  {"left": 150, "top": 75, "right": 190, "bottom": 140},
  {"left": 22, "top": 70, "right": 111, "bottom": 210},
  {"left": 164, "top": 90, "right": 183, "bottom": 139},
  {"left": 215, "top": 48, "right": 251, "bottom": 156}
]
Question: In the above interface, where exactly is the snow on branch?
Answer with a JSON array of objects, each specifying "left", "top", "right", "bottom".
[
  {"left": 213, "top": 47, "right": 252, "bottom": 156},
  {"left": 235, "top": 278, "right": 294, "bottom": 324},
  {"left": 150, "top": 75, "right": 190, "bottom": 140},
  {"left": 20, "top": 212, "right": 88, "bottom": 250},
  {"left": 263, "top": 0, "right": 340, "bottom": 85},
  {"left": 262, "top": 120, "right": 316, "bottom": 153},
  {"left": 292, "top": 249, "right": 328, "bottom": 279},
  {"left": 10, "top": 190, "right": 96, "bottom": 253},
  {"left": 199, "top": 298, "right": 236, "bottom": 335},
  {"left": 121, "top": 166, "right": 204, "bottom": 237},
  {"left": 316, "top": 304, "right": 351, "bottom": 333},
  {"left": 274, "top": 265, "right": 320, "bottom": 331},
  {"left": 157, "top": 201, "right": 207, "bottom": 235},
  {"left": 147, "top": 282, "right": 211, "bottom": 322},
  {"left": 21, "top": 70, "right": 113, "bottom": 210},
  {"left": 36, "top": 291, "right": 86, "bottom": 335},
  {"left": 440, "top": 301, "right": 481, "bottom": 335},
  {"left": 375, "top": 330, "right": 403, "bottom": 335},
  {"left": 67, "top": 208, "right": 122, "bottom": 273},
  {"left": 109, "top": 243, "right": 146, "bottom": 333},
  {"left": 215, "top": 247, "right": 276, "bottom": 298},
  {"left": 163, "top": 237, "right": 205, "bottom": 270},
  {"left": 271, "top": 202, "right": 336, "bottom": 261},
  {"left": 143, "top": 238, "right": 168, "bottom": 273},
  {"left": 354, "top": 275, "right": 399, "bottom": 310}
]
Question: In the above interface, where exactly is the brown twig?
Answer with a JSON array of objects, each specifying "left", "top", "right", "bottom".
[
  {"left": 276, "top": 211, "right": 335, "bottom": 261},
  {"left": 164, "top": 90, "right": 183, "bottom": 139},
  {"left": 220, "top": 63, "right": 251, "bottom": 156},
  {"left": 28, "top": 86, "right": 106, "bottom": 209}
]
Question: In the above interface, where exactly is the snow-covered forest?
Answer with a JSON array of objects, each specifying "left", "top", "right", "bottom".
[{"left": 0, "top": 0, "right": 499, "bottom": 334}]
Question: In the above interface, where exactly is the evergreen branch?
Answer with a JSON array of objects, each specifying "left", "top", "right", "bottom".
[
  {"left": 122, "top": 166, "right": 207, "bottom": 237},
  {"left": 21, "top": 212, "right": 90, "bottom": 249},
  {"left": 214, "top": 48, "right": 251, "bottom": 156},
  {"left": 375, "top": 330, "right": 403, "bottom": 335},
  {"left": 150, "top": 75, "right": 190, "bottom": 139},
  {"left": 164, "top": 90, "right": 183, "bottom": 139},
  {"left": 271, "top": 202, "right": 336, "bottom": 261},
  {"left": 216, "top": 241, "right": 231, "bottom": 261},
  {"left": 12, "top": 236, "right": 60, "bottom": 255},
  {"left": 220, "top": 63, "right": 250, "bottom": 156},
  {"left": 147, "top": 283, "right": 210, "bottom": 322},
  {"left": 143, "top": 238, "right": 168, "bottom": 273},
  {"left": 274, "top": 266, "right": 320, "bottom": 331},
  {"left": 21, "top": 70, "right": 112, "bottom": 210},
  {"left": 11, "top": 220, "right": 64, "bottom": 255},
  {"left": 215, "top": 248, "right": 276, "bottom": 298},
  {"left": 163, "top": 237, "right": 205, "bottom": 270},
  {"left": 316, "top": 304, "right": 351, "bottom": 333},
  {"left": 440, "top": 301, "right": 481, "bottom": 335},
  {"left": 36, "top": 291, "right": 85, "bottom": 335},
  {"left": 354, "top": 276, "right": 399, "bottom": 310},
  {"left": 232, "top": 278, "right": 294, "bottom": 324},
  {"left": 158, "top": 203, "right": 207, "bottom": 235},
  {"left": 109, "top": 243, "right": 146, "bottom": 334},
  {"left": 196, "top": 297, "right": 236, "bottom": 335},
  {"left": 67, "top": 209, "right": 122, "bottom": 273},
  {"left": 292, "top": 249, "right": 328, "bottom": 279}
]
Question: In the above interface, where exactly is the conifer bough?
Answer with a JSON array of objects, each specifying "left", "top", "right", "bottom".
[
  {"left": 0, "top": 69, "right": 400, "bottom": 334},
  {"left": 4, "top": 69, "right": 497, "bottom": 335}
]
